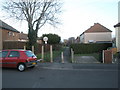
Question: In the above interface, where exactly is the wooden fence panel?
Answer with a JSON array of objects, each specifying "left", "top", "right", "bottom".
[{"left": 3, "top": 41, "right": 26, "bottom": 49}]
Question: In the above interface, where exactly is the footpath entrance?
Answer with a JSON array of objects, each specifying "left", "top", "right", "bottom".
[
  {"left": 53, "top": 47, "right": 70, "bottom": 63},
  {"left": 53, "top": 47, "right": 100, "bottom": 64}
]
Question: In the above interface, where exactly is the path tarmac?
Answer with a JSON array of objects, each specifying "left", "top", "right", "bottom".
[{"left": 53, "top": 47, "right": 70, "bottom": 63}]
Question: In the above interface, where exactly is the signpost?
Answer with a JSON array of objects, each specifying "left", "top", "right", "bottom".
[
  {"left": 43, "top": 36, "right": 48, "bottom": 44},
  {"left": 42, "top": 36, "right": 53, "bottom": 63},
  {"left": 43, "top": 36, "right": 48, "bottom": 62}
]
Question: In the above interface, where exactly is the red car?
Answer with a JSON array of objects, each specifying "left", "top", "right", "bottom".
[{"left": 0, "top": 49, "right": 38, "bottom": 72}]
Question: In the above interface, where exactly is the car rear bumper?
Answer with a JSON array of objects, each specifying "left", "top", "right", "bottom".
[{"left": 26, "top": 60, "right": 39, "bottom": 68}]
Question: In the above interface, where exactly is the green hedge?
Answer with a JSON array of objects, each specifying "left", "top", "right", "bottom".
[{"left": 70, "top": 43, "right": 112, "bottom": 54}]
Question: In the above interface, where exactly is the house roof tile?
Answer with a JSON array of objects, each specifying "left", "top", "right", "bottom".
[
  {"left": 114, "top": 23, "right": 120, "bottom": 27},
  {"left": 0, "top": 20, "right": 20, "bottom": 33},
  {"left": 84, "top": 23, "right": 112, "bottom": 33}
]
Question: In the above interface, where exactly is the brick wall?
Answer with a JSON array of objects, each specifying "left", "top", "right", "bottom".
[{"left": 104, "top": 50, "right": 112, "bottom": 63}]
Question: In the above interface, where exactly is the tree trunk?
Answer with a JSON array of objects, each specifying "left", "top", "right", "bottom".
[{"left": 28, "top": 27, "right": 37, "bottom": 50}]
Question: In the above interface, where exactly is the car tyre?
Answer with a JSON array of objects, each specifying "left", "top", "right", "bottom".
[{"left": 17, "top": 63, "right": 26, "bottom": 72}]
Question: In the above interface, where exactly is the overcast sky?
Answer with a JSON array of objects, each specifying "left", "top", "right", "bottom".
[{"left": 0, "top": 0, "right": 119, "bottom": 40}]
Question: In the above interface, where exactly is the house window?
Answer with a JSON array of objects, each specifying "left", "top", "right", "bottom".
[
  {"left": 8, "top": 32, "right": 12, "bottom": 36},
  {"left": 13, "top": 33, "right": 15, "bottom": 37}
]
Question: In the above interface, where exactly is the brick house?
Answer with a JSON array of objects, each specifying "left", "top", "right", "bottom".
[
  {"left": 114, "top": 23, "right": 120, "bottom": 52},
  {"left": 19, "top": 32, "right": 28, "bottom": 41},
  {"left": 80, "top": 23, "right": 112, "bottom": 43},
  {"left": 0, "top": 20, "right": 20, "bottom": 41},
  {"left": 0, "top": 20, "right": 21, "bottom": 50}
]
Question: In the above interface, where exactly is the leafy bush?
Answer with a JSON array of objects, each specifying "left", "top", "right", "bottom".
[
  {"left": 42, "top": 33, "right": 61, "bottom": 44},
  {"left": 70, "top": 43, "right": 112, "bottom": 54}
]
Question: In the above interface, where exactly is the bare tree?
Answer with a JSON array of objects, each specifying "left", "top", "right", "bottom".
[{"left": 3, "top": 0, "right": 62, "bottom": 49}]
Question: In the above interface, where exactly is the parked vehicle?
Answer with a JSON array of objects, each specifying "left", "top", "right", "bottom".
[{"left": 0, "top": 49, "right": 39, "bottom": 72}]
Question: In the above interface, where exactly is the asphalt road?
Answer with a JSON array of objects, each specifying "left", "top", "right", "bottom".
[{"left": 2, "top": 63, "right": 119, "bottom": 88}]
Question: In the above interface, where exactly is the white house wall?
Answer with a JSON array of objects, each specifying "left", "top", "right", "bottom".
[
  {"left": 80, "top": 34, "right": 84, "bottom": 43},
  {"left": 84, "top": 32, "right": 112, "bottom": 43}
]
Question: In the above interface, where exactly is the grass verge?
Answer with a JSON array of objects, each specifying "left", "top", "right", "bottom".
[{"left": 36, "top": 47, "right": 64, "bottom": 62}]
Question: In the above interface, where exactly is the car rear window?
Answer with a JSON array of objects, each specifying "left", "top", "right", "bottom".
[
  {"left": 25, "top": 51, "right": 36, "bottom": 57},
  {"left": 0, "top": 51, "right": 9, "bottom": 58}
]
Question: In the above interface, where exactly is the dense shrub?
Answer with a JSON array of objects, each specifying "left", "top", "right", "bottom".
[{"left": 70, "top": 43, "right": 112, "bottom": 54}]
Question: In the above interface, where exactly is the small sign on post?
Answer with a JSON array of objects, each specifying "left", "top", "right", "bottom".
[
  {"left": 43, "top": 36, "right": 48, "bottom": 62},
  {"left": 43, "top": 36, "right": 48, "bottom": 44}
]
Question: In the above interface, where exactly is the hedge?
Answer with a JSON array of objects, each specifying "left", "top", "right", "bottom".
[{"left": 70, "top": 43, "right": 112, "bottom": 54}]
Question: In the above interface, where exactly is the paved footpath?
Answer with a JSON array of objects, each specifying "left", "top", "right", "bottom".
[{"left": 53, "top": 47, "right": 70, "bottom": 63}]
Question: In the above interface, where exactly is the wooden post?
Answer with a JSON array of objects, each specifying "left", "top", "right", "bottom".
[
  {"left": 24, "top": 46, "right": 26, "bottom": 50},
  {"left": 71, "top": 48, "right": 73, "bottom": 52},
  {"left": 61, "top": 52, "right": 64, "bottom": 63},
  {"left": 42, "top": 45, "right": 44, "bottom": 60},
  {"left": 71, "top": 50, "right": 74, "bottom": 63},
  {"left": 32, "top": 46, "right": 34, "bottom": 53},
  {"left": 50, "top": 45, "right": 53, "bottom": 63},
  {"left": 102, "top": 50, "right": 105, "bottom": 63},
  {"left": 71, "top": 48, "right": 74, "bottom": 63}
]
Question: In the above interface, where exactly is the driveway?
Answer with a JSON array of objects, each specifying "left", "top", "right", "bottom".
[{"left": 74, "top": 56, "right": 100, "bottom": 63}]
